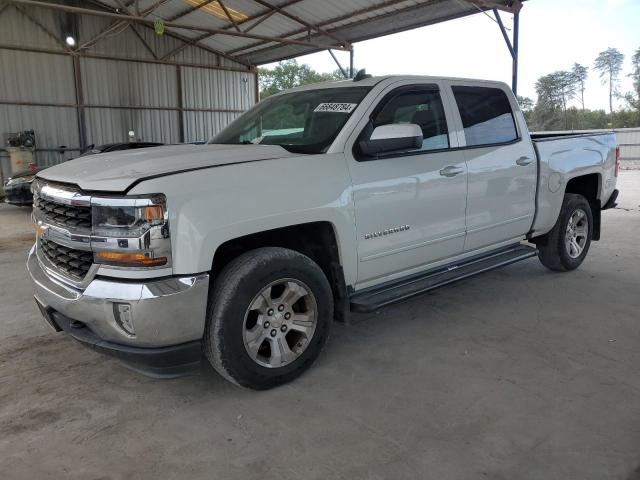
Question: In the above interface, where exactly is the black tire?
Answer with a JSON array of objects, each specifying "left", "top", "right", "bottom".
[
  {"left": 536, "top": 193, "right": 593, "bottom": 271},
  {"left": 204, "top": 247, "right": 333, "bottom": 390}
]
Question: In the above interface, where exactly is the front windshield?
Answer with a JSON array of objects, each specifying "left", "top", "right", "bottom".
[{"left": 212, "top": 86, "right": 371, "bottom": 154}]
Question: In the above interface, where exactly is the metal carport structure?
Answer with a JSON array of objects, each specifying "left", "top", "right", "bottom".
[
  {"left": 2, "top": 0, "right": 524, "bottom": 89},
  {"left": 0, "top": 0, "right": 524, "bottom": 180}
]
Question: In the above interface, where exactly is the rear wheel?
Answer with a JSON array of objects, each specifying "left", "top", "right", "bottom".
[
  {"left": 536, "top": 193, "right": 593, "bottom": 271},
  {"left": 204, "top": 247, "right": 333, "bottom": 389}
]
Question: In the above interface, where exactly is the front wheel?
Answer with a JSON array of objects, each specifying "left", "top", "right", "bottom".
[
  {"left": 536, "top": 193, "right": 593, "bottom": 271},
  {"left": 204, "top": 247, "right": 333, "bottom": 389}
]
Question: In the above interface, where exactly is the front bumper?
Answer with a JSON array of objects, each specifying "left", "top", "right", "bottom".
[{"left": 27, "top": 246, "right": 210, "bottom": 377}]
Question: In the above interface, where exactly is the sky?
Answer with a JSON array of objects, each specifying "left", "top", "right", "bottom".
[{"left": 264, "top": 0, "right": 640, "bottom": 111}]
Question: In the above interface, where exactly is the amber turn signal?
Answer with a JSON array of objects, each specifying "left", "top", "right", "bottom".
[
  {"left": 143, "top": 205, "right": 164, "bottom": 222},
  {"left": 94, "top": 251, "right": 167, "bottom": 267}
]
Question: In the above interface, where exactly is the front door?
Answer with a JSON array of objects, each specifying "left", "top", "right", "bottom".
[{"left": 345, "top": 83, "right": 468, "bottom": 287}]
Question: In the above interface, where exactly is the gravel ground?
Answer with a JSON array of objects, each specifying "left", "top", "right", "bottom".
[
  {"left": 1, "top": 172, "right": 639, "bottom": 480},
  {"left": 621, "top": 160, "right": 640, "bottom": 170}
]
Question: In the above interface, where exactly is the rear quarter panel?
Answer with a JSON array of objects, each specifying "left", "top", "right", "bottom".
[{"left": 531, "top": 133, "right": 617, "bottom": 236}]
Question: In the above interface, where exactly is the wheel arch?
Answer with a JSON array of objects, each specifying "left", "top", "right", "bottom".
[
  {"left": 564, "top": 173, "right": 602, "bottom": 240},
  {"left": 211, "top": 221, "right": 350, "bottom": 323}
]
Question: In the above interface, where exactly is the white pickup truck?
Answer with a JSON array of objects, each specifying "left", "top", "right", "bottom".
[{"left": 28, "top": 75, "right": 620, "bottom": 389}]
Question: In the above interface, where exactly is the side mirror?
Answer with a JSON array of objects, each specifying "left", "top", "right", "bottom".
[{"left": 359, "top": 123, "right": 423, "bottom": 156}]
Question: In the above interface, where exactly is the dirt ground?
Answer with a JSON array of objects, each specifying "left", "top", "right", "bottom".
[{"left": 1, "top": 172, "right": 639, "bottom": 480}]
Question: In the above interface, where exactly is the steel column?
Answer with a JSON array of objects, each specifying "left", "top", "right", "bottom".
[
  {"left": 493, "top": 8, "right": 519, "bottom": 95},
  {"left": 72, "top": 55, "right": 88, "bottom": 150},
  {"left": 512, "top": 11, "right": 519, "bottom": 96},
  {"left": 349, "top": 49, "right": 354, "bottom": 78},
  {"left": 176, "top": 65, "right": 185, "bottom": 143}
]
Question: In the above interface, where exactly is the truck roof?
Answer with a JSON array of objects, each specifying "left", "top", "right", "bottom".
[{"left": 278, "top": 75, "right": 511, "bottom": 95}]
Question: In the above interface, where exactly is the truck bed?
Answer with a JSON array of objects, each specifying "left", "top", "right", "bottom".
[
  {"left": 530, "top": 131, "right": 614, "bottom": 141},
  {"left": 529, "top": 130, "right": 617, "bottom": 238}
]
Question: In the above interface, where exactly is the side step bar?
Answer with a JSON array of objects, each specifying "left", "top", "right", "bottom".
[{"left": 349, "top": 244, "right": 538, "bottom": 313}]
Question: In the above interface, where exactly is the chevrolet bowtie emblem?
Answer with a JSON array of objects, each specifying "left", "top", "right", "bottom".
[{"left": 35, "top": 223, "right": 48, "bottom": 239}]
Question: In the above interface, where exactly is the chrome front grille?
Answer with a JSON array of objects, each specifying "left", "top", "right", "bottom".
[
  {"left": 33, "top": 196, "right": 92, "bottom": 230},
  {"left": 39, "top": 238, "right": 93, "bottom": 279}
]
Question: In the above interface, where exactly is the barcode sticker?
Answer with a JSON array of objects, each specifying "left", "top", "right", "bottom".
[{"left": 313, "top": 102, "right": 357, "bottom": 113}]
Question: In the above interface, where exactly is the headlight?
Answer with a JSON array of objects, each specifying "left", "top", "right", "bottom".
[{"left": 91, "top": 194, "right": 171, "bottom": 268}]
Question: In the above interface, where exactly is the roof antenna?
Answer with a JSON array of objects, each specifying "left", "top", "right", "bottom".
[{"left": 353, "top": 69, "right": 371, "bottom": 82}]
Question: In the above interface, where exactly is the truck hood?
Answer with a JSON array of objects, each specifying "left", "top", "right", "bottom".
[{"left": 37, "top": 144, "right": 294, "bottom": 192}]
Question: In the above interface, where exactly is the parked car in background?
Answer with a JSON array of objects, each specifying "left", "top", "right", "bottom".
[
  {"left": 28, "top": 75, "right": 619, "bottom": 389},
  {"left": 80, "top": 142, "right": 164, "bottom": 156},
  {"left": 3, "top": 165, "right": 43, "bottom": 206},
  {"left": 3, "top": 142, "right": 163, "bottom": 206}
]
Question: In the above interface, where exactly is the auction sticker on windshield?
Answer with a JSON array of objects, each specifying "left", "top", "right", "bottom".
[{"left": 314, "top": 103, "right": 357, "bottom": 113}]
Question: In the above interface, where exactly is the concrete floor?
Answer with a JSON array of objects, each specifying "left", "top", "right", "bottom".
[{"left": 1, "top": 173, "right": 639, "bottom": 480}]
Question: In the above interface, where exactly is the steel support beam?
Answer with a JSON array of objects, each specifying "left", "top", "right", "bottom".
[
  {"left": 512, "top": 11, "right": 519, "bottom": 96},
  {"left": 249, "top": 0, "right": 347, "bottom": 47},
  {"left": 159, "top": 0, "right": 305, "bottom": 63},
  {"left": 72, "top": 56, "right": 87, "bottom": 150},
  {"left": 0, "top": 99, "right": 245, "bottom": 114},
  {"left": 242, "top": 8, "right": 277, "bottom": 34},
  {"left": 349, "top": 49, "right": 354, "bottom": 78},
  {"left": 0, "top": 43, "right": 253, "bottom": 73},
  {"left": 4, "top": 0, "right": 350, "bottom": 52},
  {"left": 166, "top": 0, "right": 216, "bottom": 21},
  {"left": 228, "top": 0, "right": 409, "bottom": 56},
  {"left": 129, "top": 24, "right": 158, "bottom": 59},
  {"left": 218, "top": 0, "right": 241, "bottom": 32},
  {"left": 493, "top": 8, "right": 519, "bottom": 95},
  {"left": 85, "top": 0, "right": 242, "bottom": 66},
  {"left": 176, "top": 65, "right": 185, "bottom": 143},
  {"left": 13, "top": 3, "right": 68, "bottom": 49},
  {"left": 493, "top": 9, "right": 514, "bottom": 58},
  {"left": 466, "top": 0, "right": 522, "bottom": 14},
  {"left": 328, "top": 49, "right": 348, "bottom": 79}
]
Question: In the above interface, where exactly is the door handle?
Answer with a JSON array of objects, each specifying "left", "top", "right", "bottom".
[
  {"left": 439, "top": 165, "right": 464, "bottom": 177},
  {"left": 516, "top": 156, "right": 534, "bottom": 166}
]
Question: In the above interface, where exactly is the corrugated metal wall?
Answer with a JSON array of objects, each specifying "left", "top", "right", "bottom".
[
  {"left": 616, "top": 129, "right": 640, "bottom": 161},
  {"left": 0, "top": 4, "right": 257, "bottom": 181}
]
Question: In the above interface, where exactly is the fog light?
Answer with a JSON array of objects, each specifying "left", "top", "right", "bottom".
[{"left": 113, "top": 303, "right": 135, "bottom": 336}]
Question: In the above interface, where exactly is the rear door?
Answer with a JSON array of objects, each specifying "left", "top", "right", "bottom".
[
  {"left": 344, "top": 82, "right": 468, "bottom": 287},
  {"left": 449, "top": 83, "right": 537, "bottom": 251}
]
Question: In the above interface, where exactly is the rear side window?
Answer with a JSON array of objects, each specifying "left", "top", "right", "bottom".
[
  {"left": 452, "top": 86, "right": 518, "bottom": 147},
  {"left": 372, "top": 88, "right": 449, "bottom": 151}
]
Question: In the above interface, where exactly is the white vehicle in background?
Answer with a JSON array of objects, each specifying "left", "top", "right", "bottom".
[{"left": 28, "top": 74, "right": 619, "bottom": 389}]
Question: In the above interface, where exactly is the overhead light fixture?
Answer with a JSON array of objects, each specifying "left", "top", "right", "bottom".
[{"left": 65, "top": 36, "right": 76, "bottom": 46}]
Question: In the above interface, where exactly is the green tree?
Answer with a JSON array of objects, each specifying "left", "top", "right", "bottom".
[
  {"left": 258, "top": 59, "right": 343, "bottom": 99},
  {"left": 571, "top": 63, "right": 589, "bottom": 110},
  {"left": 533, "top": 73, "right": 563, "bottom": 130},
  {"left": 534, "top": 71, "right": 576, "bottom": 129},
  {"left": 517, "top": 95, "right": 534, "bottom": 112},
  {"left": 623, "top": 46, "right": 640, "bottom": 110},
  {"left": 594, "top": 47, "right": 625, "bottom": 126},
  {"left": 517, "top": 95, "right": 534, "bottom": 125}
]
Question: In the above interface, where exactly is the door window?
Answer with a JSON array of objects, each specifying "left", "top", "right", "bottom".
[
  {"left": 372, "top": 88, "right": 450, "bottom": 151},
  {"left": 451, "top": 86, "right": 518, "bottom": 146}
]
